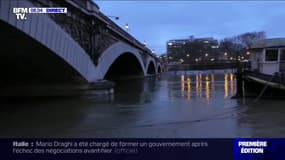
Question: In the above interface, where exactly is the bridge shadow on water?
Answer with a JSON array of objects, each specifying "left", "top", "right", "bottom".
[
  {"left": 110, "top": 75, "right": 159, "bottom": 105},
  {"left": 0, "top": 75, "right": 161, "bottom": 137}
]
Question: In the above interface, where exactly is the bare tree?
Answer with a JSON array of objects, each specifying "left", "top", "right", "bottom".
[
  {"left": 219, "top": 31, "right": 266, "bottom": 58},
  {"left": 236, "top": 31, "right": 266, "bottom": 48}
]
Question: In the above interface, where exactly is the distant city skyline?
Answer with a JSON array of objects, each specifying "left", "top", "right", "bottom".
[{"left": 96, "top": 1, "right": 285, "bottom": 55}]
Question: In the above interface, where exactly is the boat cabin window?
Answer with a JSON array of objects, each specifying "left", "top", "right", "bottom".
[
  {"left": 265, "top": 49, "right": 278, "bottom": 61},
  {"left": 280, "top": 49, "right": 285, "bottom": 61}
]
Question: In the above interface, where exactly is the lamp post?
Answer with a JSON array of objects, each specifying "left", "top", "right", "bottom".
[
  {"left": 107, "top": 15, "right": 119, "bottom": 20},
  {"left": 125, "top": 23, "right": 129, "bottom": 32},
  {"left": 224, "top": 52, "right": 228, "bottom": 60}
]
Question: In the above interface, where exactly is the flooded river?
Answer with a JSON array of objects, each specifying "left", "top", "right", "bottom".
[{"left": 1, "top": 69, "right": 285, "bottom": 138}]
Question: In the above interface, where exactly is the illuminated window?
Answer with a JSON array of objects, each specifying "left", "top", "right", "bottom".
[{"left": 265, "top": 49, "right": 278, "bottom": 61}]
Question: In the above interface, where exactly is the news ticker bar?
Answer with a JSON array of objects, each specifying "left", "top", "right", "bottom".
[{"left": 0, "top": 138, "right": 284, "bottom": 160}]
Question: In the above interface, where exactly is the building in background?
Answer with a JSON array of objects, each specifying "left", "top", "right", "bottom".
[{"left": 166, "top": 36, "right": 219, "bottom": 64}]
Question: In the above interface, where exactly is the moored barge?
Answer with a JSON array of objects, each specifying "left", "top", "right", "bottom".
[{"left": 243, "top": 38, "right": 285, "bottom": 97}]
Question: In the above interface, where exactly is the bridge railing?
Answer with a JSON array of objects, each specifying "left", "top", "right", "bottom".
[
  {"left": 34, "top": 0, "right": 160, "bottom": 63},
  {"left": 97, "top": 12, "right": 158, "bottom": 59},
  {"left": 67, "top": 0, "right": 158, "bottom": 60}
]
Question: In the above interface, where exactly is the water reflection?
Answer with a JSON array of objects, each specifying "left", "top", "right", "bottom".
[
  {"left": 224, "top": 73, "right": 236, "bottom": 98},
  {"left": 1, "top": 69, "right": 284, "bottom": 138},
  {"left": 211, "top": 73, "right": 215, "bottom": 94},
  {"left": 196, "top": 74, "right": 203, "bottom": 97},
  {"left": 187, "top": 77, "right": 191, "bottom": 100},
  {"left": 114, "top": 77, "right": 159, "bottom": 104},
  {"left": 205, "top": 79, "right": 210, "bottom": 100},
  {"left": 181, "top": 75, "right": 185, "bottom": 98},
  {"left": 179, "top": 71, "right": 235, "bottom": 100},
  {"left": 231, "top": 74, "right": 235, "bottom": 96},
  {"left": 224, "top": 73, "right": 229, "bottom": 98}
]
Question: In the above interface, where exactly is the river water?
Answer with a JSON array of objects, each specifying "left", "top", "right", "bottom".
[{"left": 1, "top": 69, "right": 285, "bottom": 138}]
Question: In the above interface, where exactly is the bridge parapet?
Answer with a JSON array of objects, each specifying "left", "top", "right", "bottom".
[{"left": 69, "top": 0, "right": 100, "bottom": 12}]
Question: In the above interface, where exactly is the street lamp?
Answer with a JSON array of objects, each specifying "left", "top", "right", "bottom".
[
  {"left": 107, "top": 15, "right": 119, "bottom": 20},
  {"left": 125, "top": 23, "right": 129, "bottom": 31}
]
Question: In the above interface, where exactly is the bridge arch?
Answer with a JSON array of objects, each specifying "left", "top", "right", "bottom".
[
  {"left": 157, "top": 64, "right": 162, "bottom": 73},
  {"left": 96, "top": 42, "right": 146, "bottom": 80},
  {"left": 104, "top": 52, "right": 145, "bottom": 79},
  {"left": 146, "top": 60, "right": 156, "bottom": 74}
]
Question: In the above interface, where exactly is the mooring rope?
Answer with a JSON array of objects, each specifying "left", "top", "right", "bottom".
[{"left": 253, "top": 75, "right": 275, "bottom": 103}]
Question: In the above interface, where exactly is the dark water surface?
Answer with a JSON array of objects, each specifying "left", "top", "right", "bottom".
[{"left": 1, "top": 70, "right": 285, "bottom": 138}]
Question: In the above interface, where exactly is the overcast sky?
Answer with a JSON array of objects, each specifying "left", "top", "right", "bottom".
[{"left": 96, "top": 1, "right": 285, "bottom": 55}]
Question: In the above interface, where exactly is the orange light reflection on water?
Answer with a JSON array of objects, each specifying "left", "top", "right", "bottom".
[
  {"left": 224, "top": 73, "right": 229, "bottom": 98},
  {"left": 187, "top": 78, "right": 191, "bottom": 100},
  {"left": 181, "top": 75, "right": 185, "bottom": 98},
  {"left": 180, "top": 72, "right": 235, "bottom": 100}
]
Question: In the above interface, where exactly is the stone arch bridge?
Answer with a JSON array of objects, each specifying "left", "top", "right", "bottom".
[{"left": 0, "top": 0, "right": 162, "bottom": 84}]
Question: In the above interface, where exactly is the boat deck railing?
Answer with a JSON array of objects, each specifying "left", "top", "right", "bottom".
[{"left": 244, "top": 70, "right": 285, "bottom": 85}]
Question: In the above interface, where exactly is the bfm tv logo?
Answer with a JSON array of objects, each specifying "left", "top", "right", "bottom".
[
  {"left": 13, "top": 7, "right": 67, "bottom": 20},
  {"left": 13, "top": 8, "right": 28, "bottom": 20}
]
